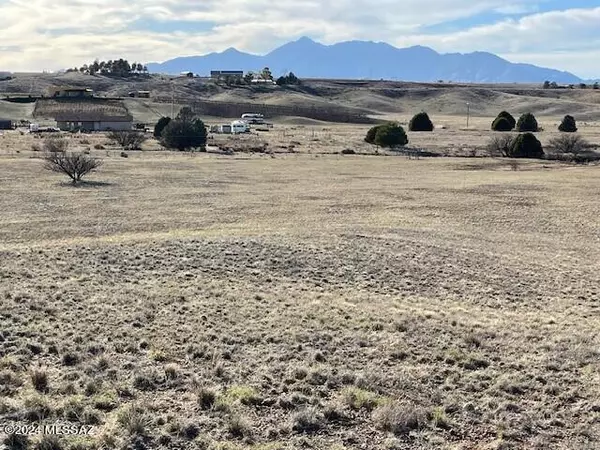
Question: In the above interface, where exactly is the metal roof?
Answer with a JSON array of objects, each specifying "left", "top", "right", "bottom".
[{"left": 54, "top": 112, "right": 133, "bottom": 122}]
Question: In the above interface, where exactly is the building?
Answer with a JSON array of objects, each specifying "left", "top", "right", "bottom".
[
  {"left": 0, "top": 119, "right": 12, "bottom": 130},
  {"left": 210, "top": 70, "right": 244, "bottom": 80},
  {"left": 48, "top": 87, "right": 94, "bottom": 98},
  {"left": 54, "top": 112, "right": 133, "bottom": 131},
  {"left": 128, "top": 91, "right": 151, "bottom": 98}
]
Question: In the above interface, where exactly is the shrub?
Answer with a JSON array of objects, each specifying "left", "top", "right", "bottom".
[
  {"left": 117, "top": 404, "right": 151, "bottom": 436},
  {"left": 372, "top": 123, "right": 408, "bottom": 148},
  {"left": 508, "top": 132, "right": 544, "bottom": 158},
  {"left": 154, "top": 116, "right": 171, "bottom": 138},
  {"left": 558, "top": 115, "right": 577, "bottom": 133},
  {"left": 491, "top": 117, "right": 513, "bottom": 132},
  {"left": 197, "top": 386, "right": 217, "bottom": 410},
  {"left": 409, "top": 112, "right": 434, "bottom": 131},
  {"left": 44, "top": 153, "right": 102, "bottom": 185},
  {"left": 3, "top": 433, "right": 29, "bottom": 450},
  {"left": 548, "top": 134, "right": 588, "bottom": 155},
  {"left": 43, "top": 138, "right": 69, "bottom": 153},
  {"left": 516, "top": 113, "right": 539, "bottom": 132},
  {"left": 487, "top": 134, "right": 515, "bottom": 157},
  {"left": 107, "top": 131, "right": 147, "bottom": 150},
  {"left": 365, "top": 124, "right": 384, "bottom": 144},
  {"left": 373, "top": 401, "right": 430, "bottom": 435},
  {"left": 496, "top": 111, "right": 516, "bottom": 129},
  {"left": 291, "top": 407, "right": 324, "bottom": 433},
  {"left": 161, "top": 108, "right": 207, "bottom": 151},
  {"left": 341, "top": 387, "right": 384, "bottom": 411},
  {"left": 30, "top": 368, "right": 49, "bottom": 393}
]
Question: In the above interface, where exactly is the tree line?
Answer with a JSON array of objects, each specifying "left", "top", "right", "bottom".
[{"left": 65, "top": 59, "right": 149, "bottom": 77}]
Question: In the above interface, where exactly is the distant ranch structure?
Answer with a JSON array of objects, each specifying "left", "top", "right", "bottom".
[
  {"left": 210, "top": 70, "right": 244, "bottom": 80},
  {"left": 55, "top": 112, "right": 133, "bottom": 131},
  {"left": 49, "top": 87, "right": 94, "bottom": 98}
]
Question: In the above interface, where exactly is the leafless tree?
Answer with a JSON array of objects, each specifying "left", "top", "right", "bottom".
[
  {"left": 43, "top": 152, "right": 102, "bottom": 184},
  {"left": 108, "top": 130, "right": 147, "bottom": 150},
  {"left": 487, "top": 134, "right": 515, "bottom": 157},
  {"left": 548, "top": 134, "right": 589, "bottom": 155},
  {"left": 43, "top": 137, "right": 69, "bottom": 153}
]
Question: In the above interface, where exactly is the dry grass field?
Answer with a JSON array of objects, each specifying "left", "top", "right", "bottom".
[{"left": 1, "top": 125, "right": 600, "bottom": 450}]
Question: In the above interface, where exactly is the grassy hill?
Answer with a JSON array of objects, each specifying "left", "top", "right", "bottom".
[{"left": 1, "top": 72, "right": 600, "bottom": 124}]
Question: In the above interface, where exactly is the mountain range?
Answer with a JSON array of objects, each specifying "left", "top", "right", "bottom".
[{"left": 147, "top": 37, "right": 582, "bottom": 84}]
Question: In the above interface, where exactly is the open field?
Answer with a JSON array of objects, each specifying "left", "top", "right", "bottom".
[{"left": 1, "top": 144, "right": 599, "bottom": 449}]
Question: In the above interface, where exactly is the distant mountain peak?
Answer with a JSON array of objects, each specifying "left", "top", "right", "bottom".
[
  {"left": 295, "top": 36, "right": 316, "bottom": 43},
  {"left": 147, "top": 38, "right": 582, "bottom": 83}
]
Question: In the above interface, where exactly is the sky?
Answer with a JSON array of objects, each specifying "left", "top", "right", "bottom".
[{"left": 1, "top": 0, "right": 599, "bottom": 78}]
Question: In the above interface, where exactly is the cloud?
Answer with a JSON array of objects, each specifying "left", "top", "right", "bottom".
[{"left": 0, "top": 0, "right": 597, "bottom": 78}]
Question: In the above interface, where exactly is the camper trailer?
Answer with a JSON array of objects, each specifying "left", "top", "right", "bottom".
[
  {"left": 231, "top": 120, "right": 249, "bottom": 134},
  {"left": 241, "top": 113, "right": 264, "bottom": 124}
]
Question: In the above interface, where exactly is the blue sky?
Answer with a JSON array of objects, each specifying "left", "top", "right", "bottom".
[{"left": 1, "top": 1, "right": 599, "bottom": 78}]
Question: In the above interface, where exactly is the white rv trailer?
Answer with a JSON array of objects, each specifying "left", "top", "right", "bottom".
[
  {"left": 231, "top": 120, "right": 249, "bottom": 134},
  {"left": 241, "top": 113, "right": 264, "bottom": 124}
]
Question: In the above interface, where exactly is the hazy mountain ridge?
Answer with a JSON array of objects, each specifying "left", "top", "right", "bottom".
[{"left": 147, "top": 37, "right": 582, "bottom": 84}]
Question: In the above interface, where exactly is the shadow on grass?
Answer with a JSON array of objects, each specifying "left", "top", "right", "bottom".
[{"left": 58, "top": 180, "right": 116, "bottom": 188}]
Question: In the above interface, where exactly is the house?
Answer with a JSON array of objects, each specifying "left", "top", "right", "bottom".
[
  {"left": 128, "top": 90, "right": 151, "bottom": 98},
  {"left": 54, "top": 112, "right": 133, "bottom": 131},
  {"left": 49, "top": 87, "right": 94, "bottom": 98},
  {"left": 0, "top": 119, "right": 12, "bottom": 130},
  {"left": 210, "top": 70, "right": 244, "bottom": 80}
]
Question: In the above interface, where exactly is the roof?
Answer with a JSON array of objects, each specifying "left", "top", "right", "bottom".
[
  {"left": 53, "top": 87, "right": 93, "bottom": 92},
  {"left": 55, "top": 112, "right": 133, "bottom": 122}
]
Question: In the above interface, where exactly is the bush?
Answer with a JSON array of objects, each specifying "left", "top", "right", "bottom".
[
  {"left": 161, "top": 108, "right": 207, "bottom": 151},
  {"left": 516, "top": 113, "right": 539, "bottom": 132},
  {"left": 43, "top": 138, "right": 69, "bottom": 153},
  {"left": 487, "top": 134, "right": 515, "bottom": 157},
  {"left": 409, "top": 112, "right": 434, "bottom": 131},
  {"left": 365, "top": 124, "right": 384, "bottom": 144},
  {"left": 154, "top": 116, "right": 171, "bottom": 138},
  {"left": 107, "top": 131, "right": 147, "bottom": 150},
  {"left": 558, "top": 115, "right": 577, "bottom": 133},
  {"left": 43, "top": 153, "right": 102, "bottom": 184},
  {"left": 491, "top": 117, "right": 513, "bottom": 132},
  {"left": 508, "top": 132, "right": 544, "bottom": 158},
  {"left": 496, "top": 111, "right": 516, "bottom": 129},
  {"left": 373, "top": 401, "right": 430, "bottom": 436},
  {"left": 548, "top": 134, "right": 588, "bottom": 155},
  {"left": 372, "top": 123, "right": 408, "bottom": 148}
]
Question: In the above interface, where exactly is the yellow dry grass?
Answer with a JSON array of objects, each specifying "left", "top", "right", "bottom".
[{"left": 0, "top": 129, "right": 599, "bottom": 449}]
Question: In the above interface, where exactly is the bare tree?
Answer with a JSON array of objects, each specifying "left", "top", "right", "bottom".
[
  {"left": 43, "top": 137, "right": 69, "bottom": 153},
  {"left": 108, "top": 130, "right": 147, "bottom": 150},
  {"left": 43, "top": 152, "right": 102, "bottom": 184},
  {"left": 487, "top": 134, "right": 515, "bottom": 157},
  {"left": 548, "top": 134, "right": 588, "bottom": 155}
]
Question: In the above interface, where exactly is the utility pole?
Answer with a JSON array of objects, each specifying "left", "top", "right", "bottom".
[
  {"left": 466, "top": 102, "right": 470, "bottom": 128},
  {"left": 171, "top": 80, "right": 174, "bottom": 118}
]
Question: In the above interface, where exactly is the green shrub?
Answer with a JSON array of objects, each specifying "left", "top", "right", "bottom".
[
  {"left": 508, "top": 133, "right": 544, "bottom": 158},
  {"left": 496, "top": 111, "right": 516, "bottom": 129},
  {"left": 491, "top": 117, "right": 513, "bottom": 132},
  {"left": 409, "top": 112, "right": 434, "bottom": 131},
  {"left": 558, "top": 115, "right": 577, "bottom": 133},
  {"left": 516, "top": 113, "right": 539, "bottom": 132},
  {"left": 365, "top": 124, "right": 385, "bottom": 144},
  {"left": 153, "top": 116, "right": 171, "bottom": 138},
  {"left": 161, "top": 108, "right": 207, "bottom": 152},
  {"left": 372, "top": 123, "right": 408, "bottom": 148}
]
